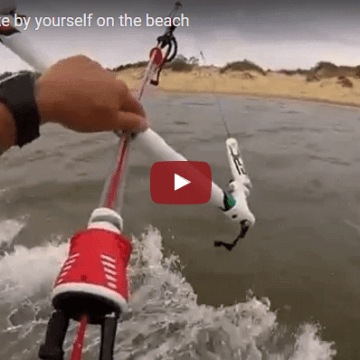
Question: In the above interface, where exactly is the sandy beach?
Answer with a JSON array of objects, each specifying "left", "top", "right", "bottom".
[{"left": 117, "top": 67, "right": 360, "bottom": 108}]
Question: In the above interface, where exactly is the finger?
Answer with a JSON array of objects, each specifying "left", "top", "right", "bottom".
[
  {"left": 57, "top": 55, "right": 104, "bottom": 74},
  {"left": 122, "top": 94, "right": 146, "bottom": 118},
  {"left": 115, "top": 79, "right": 146, "bottom": 117},
  {"left": 116, "top": 111, "right": 148, "bottom": 133}
]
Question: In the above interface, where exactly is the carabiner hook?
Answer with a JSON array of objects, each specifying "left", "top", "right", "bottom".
[
  {"left": 149, "top": 2, "right": 181, "bottom": 86},
  {"left": 150, "top": 28, "right": 178, "bottom": 86}
]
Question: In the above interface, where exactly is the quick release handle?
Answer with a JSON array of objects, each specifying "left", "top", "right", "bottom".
[{"left": 223, "top": 138, "right": 256, "bottom": 226}]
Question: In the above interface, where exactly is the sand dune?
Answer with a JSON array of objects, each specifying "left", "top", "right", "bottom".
[{"left": 117, "top": 68, "right": 360, "bottom": 107}]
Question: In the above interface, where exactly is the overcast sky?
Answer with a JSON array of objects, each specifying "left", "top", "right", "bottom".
[{"left": 1, "top": 0, "right": 360, "bottom": 72}]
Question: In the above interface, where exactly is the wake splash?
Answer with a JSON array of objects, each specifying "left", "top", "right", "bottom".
[
  {"left": 0, "top": 216, "right": 28, "bottom": 248},
  {"left": 0, "top": 225, "right": 336, "bottom": 360}
]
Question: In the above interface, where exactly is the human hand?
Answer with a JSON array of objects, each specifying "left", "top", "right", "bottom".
[{"left": 35, "top": 55, "right": 148, "bottom": 133}]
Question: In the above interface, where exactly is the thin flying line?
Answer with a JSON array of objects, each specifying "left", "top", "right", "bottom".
[
  {"left": 199, "top": 50, "right": 232, "bottom": 138},
  {"left": 215, "top": 96, "right": 231, "bottom": 138}
]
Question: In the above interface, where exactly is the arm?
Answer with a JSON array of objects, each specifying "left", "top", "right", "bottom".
[
  {"left": 0, "top": 102, "right": 17, "bottom": 152},
  {"left": 0, "top": 56, "right": 147, "bottom": 154},
  {"left": 0, "top": 77, "right": 49, "bottom": 153}
]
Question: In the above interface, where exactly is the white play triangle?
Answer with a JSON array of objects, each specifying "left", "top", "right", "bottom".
[{"left": 174, "top": 173, "right": 191, "bottom": 191}]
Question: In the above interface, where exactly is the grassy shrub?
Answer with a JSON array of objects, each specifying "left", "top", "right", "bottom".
[
  {"left": 278, "top": 69, "right": 296, "bottom": 76},
  {"left": 240, "top": 72, "right": 255, "bottom": 79},
  {"left": 336, "top": 76, "right": 353, "bottom": 88},
  {"left": 112, "top": 54, "right": 197, "bottom": 73},
  {"left": 313, "top": 61, "right": 338, "bottom": 73},
  {"left": 310, "top": 62, "right": 360, "bottom": 79},
  {"left": 295, "top": 68, "right": 309, "bottom": 76},
  {"left": 112, "top": 61, "right": 148, "bottom": 72},
  {"left": 311, "top": 62, "right": 340, "bottom": 79},
  {"left": 165, "top": 55, "right": 194, "bottom": 72},
  {"left": 220, "top": 60, "right": 266, "bottom": 75},
  {"left": 278, "top": 68, "right": 309, "bottom": 76},
  {"left": 306, "top": 73, "right": 320, "bottom": 82}
]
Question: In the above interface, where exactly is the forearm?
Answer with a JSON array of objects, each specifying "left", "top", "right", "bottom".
[
  {"left": 0, "top": 76, "right": 50, "bottom": 154},
  {"left": 0, "top": 102, "right": 17, "bottom": 151}
]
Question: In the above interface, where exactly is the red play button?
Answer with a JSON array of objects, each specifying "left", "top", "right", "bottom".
[{"left": 150, "top": 161, "right": 212, "bottom": 204}]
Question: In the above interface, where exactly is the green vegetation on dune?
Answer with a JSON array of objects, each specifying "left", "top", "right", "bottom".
[
  {"left": 277, "top": 68, "right": 308, "bottom": 76},
  {"left": 310, "top": 61, "right": 360, "bottom": 79},
  {"left": 108, "top": 57, "right": 360, "bottom": 81},
  {"left": 278, "top": 61, "right": 360, "bottom": 81},
  {"left": 164, "top": 55, "right": 199, "bottom": 72},
  {"left": 220, "top": 60, "right": 266, "bottom": 75},
  {"left": 111, "top": 55, "right": 199, "bottom": 73},
  {"left": 111, "top": 61, "right": 148, "bottom": 72},
  {"left": 3, "top": 59, "right": 360, "bottom": 84}
]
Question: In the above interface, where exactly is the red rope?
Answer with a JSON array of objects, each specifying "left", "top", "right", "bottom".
[
  {"left": 70, "top": 315, "right": 88, "bottom": 360},
  {"left": 103, "top": 134, "right": 130, "bottom": 209}
]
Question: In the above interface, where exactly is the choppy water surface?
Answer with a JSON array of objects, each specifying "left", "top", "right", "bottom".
[{"left": 1, "top": 93, "right": 360, "bottom": 359}]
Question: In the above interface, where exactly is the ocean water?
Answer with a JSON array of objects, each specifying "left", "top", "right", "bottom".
[{"left": 0, "top": 93, "right": 359, "bottom": 359}]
